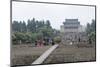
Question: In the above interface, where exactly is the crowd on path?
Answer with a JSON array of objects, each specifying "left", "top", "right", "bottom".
[{"left": 35, "top": 38, "right": 55, "bottom": 47}]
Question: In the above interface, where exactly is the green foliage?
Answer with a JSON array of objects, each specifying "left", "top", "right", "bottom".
[
  {"left": 86, "top": 19, "right": 96, "bottom": 43},
  {"left": 88, "top": 32, "right": 96, "bottom": 42},
  {"left": 54, "top": 36, "right": 61, "bottom": 44},
  {"left": 12, "top": 21, "right": 20, "bottom": 32},
  {"left": 46, "top": 20, "right": 51, "bottom": 27},
  {"left": 12, "top": 18, "right": 59, "bottom": 44}
]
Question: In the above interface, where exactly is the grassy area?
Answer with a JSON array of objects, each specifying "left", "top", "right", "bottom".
[
  {"left": 11, "top": 43, "right": 96, "bottom": 66},
  {"left": 43, "top": 44, "right": 96, "bottom": 64},
  {"left": 11, "top": 44, "right": 51, "bottom": 66}
]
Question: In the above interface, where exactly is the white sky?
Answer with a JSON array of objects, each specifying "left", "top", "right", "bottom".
[{"left": 12, "top": 1, "right": 95, "bottom": 30}]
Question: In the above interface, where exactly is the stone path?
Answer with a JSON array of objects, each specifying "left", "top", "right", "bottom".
[
  {"left": 32, "top": 44, "right": 59, "bottom": 64},
  {"left": 43, "top": 45, "right": 95, "bottom": 64},
  {"left": 32, "top": 44, "right": 95, "bottom": 65}
]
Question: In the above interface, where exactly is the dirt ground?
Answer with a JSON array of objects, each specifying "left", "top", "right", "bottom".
[
  {"left": 11, "top": 44, "right": 96, "bottom": 66},
  {"left": 43, "top": 44, "right": 96, "bottom": 64},
  {"left": 11, "top": 44, "right": 51, "bottom": 66}
]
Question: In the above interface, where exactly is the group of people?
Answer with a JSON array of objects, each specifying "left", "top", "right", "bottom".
[{"left": 35, "top": 38, "right": 55, "bottom": 47}]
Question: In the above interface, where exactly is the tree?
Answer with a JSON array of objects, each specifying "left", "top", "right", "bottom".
[
  {"left": 86, "top": 19, "right": 96, "bottom": 44},
  {"left": 12, "top": 18, "right": 59, "bottom": 45},
  {"left": 88, "top": 32, "right": 96, "bottom": 42},
  {"left": 12, "top": 21, "right": 20, "bottom": 32},
  {"left": 54, "top": 36, "right": 61, "bottom": 44},
  {"left": 25, "top": 32, "right": 34, "bottom": 43},
  {"left": 19, "top": 21, "right": 23, "bottom": 32},
  {"left": 13, "top": 32, "right": 25, "bottom": 44},
  {"left": 86, "top": 23, "right": 91, "bottom": 34},
  {"left": 91, "top": 19, "right": 96, "bottom": 32},
  {"left": 31, "top": 18, "right": 36, "bottom": 32},
  {"left": 21, "top": 21, "right": 27, "bottom": 32},
  {"left": 27, "top": 19, "right": 31, "bottom": 32},
  {"left": 46, "top": 20, "right": 51, "bottom": 28}
]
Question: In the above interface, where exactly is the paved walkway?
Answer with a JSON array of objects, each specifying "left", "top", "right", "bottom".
[{"left": 32, "top": 44, "right": 59, "bottom": 64}]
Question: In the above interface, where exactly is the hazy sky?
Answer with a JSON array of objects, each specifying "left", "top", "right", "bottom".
[{"left": 12, "top": 1, "right": 95, "bottom": 30}]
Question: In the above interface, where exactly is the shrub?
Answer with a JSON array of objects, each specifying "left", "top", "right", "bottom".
[{"left": 54, "top": 36, "right": 61, "bottom": 44}]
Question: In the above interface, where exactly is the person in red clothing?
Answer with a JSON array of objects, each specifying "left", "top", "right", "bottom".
[
  {"left": 40, "top": 40, "right": 44, "bottom": 47},
  {"left": 37, "top": 39, "right": 44, "bottom": 47},
  {"left": 37, "top": 40, "right": 40, "bottom": 47}
]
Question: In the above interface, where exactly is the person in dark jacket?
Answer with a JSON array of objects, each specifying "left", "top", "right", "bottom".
[{"left": 35, "top": 40, "right": 37, "bottom": 47}]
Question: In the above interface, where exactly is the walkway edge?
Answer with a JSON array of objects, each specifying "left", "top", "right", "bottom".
[{"left": 32, "top": 44, "right": 59, "bottom": 64}]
